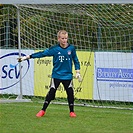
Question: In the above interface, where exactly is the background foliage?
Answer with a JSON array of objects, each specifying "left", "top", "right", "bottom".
[{"left": 0, "top": 4, "right": 133, "bottom": 51}]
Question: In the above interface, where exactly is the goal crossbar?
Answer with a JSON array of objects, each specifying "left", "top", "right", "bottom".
[{"left": 1, "top": 0, "right": 133, "bottom": 4}]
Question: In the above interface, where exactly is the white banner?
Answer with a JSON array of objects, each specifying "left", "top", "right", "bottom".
[
  {"left": 94, "top": 52, "right": 133, "bottom": 102},
  {"left": 1, "top": 50, "right": 133, "bottom": 102},
  {"left": 0, "top": 49, "right": 34, "bottom": 96}
]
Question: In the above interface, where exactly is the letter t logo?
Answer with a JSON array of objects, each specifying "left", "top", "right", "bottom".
[{"left": 59, "top": 56, "right": 64, "bottom": 62}]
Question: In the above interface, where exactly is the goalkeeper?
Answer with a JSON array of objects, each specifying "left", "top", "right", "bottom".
[{"left": 18, "top": 30, "right": 81, "bottom": 118}]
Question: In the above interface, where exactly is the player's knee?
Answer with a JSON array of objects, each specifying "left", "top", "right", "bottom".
[
  {"left": 68, "top": 87, "right": 74, "bottom": 94},
  {"left": 67, "top": 87, "right": 74, "bottom": 100},
  {"left": 46, "top": 87, "right": 56, "bottom": 100}
]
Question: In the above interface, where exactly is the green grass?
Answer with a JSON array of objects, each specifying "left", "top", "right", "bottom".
[{"left": 0, "top": 102, "right": 133, "bottom": 133}]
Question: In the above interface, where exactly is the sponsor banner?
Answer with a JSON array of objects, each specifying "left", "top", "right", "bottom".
[
  {"left": 34, "top": 56, "right": 53, "bottom": 97},
  {"left": 97, "top": 68, "right": 133, "bottom": 82},
  {"left": 0, "top": 49, "right": 34, "bottom": 95},
  {"left": 34, "top": 51, "right": 94, "bottom": 99},
  {"left": 94, "top": 52, "right": 133, "bottom": 102}
]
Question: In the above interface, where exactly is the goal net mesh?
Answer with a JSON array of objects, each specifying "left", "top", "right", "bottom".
[{"left": 0, "top": 4, "right": 133, "bottom": 109}]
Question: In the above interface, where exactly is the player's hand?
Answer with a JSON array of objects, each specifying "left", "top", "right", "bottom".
[
  {"left": 17, "top": 55, "right": 30, "bottom": 62},
  {"left": 75, "top": 70, "right": 82, "bottom": 82}
]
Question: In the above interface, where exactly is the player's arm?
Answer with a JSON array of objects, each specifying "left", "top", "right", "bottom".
[
  {"left": 17, "top": 55, "right": 30, "bottom": 62},
  {"left": 17, "top": 51, "right": 47, "bottom": 62},
  {"left": 17, "top": 48, "right": 54, "bottom": 62}
]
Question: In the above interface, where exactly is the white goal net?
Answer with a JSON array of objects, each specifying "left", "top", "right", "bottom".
[{"left": 0, "top": 4, "right": 133, "bottom": 109}]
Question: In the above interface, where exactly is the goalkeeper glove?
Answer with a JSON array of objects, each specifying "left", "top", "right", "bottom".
[
  {"left": 75, "top": 70, "right": 82, "bottom": 82},
  {"left": 17, "top": 55, "right": 30, "bottom": 62}
]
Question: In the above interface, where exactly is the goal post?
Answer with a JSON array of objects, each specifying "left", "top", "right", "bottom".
[{"left": 0, "top": 4, "right": 133, "bottom": 109}]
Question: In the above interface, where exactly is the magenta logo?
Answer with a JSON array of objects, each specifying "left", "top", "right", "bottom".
[{"left": 0, "top": 52, "right": 30, "bottom": 90}]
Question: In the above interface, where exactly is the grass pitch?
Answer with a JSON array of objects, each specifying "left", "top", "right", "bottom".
[{"left": 0, "top": 102, "right": 132, "bottom": 133}]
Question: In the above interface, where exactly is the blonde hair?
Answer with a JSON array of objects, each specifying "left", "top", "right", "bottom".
[{"left": 57, "top": 30, "right": 68, "bottom": 38}]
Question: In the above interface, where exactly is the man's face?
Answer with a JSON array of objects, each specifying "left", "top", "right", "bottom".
[{"left": 58, "top": 34, "right": 68, "bottom": 46}]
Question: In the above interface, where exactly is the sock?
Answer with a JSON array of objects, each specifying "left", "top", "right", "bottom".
[
  {"left": 69, "top": 103, "right": 74, "bottom": 112},
  {"left": 42, "top": 101, "right": 49, "bottom": 111}
]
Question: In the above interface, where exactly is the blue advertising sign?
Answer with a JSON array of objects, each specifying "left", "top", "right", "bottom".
[{"left": 97, "top": 68, "right": 133, "bottom": 82}]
